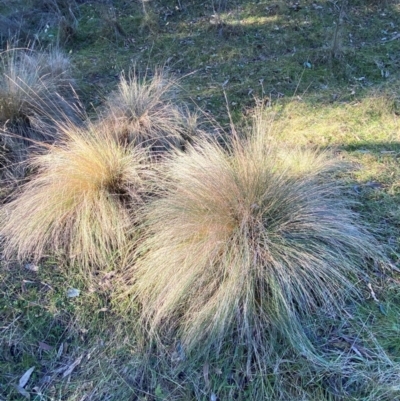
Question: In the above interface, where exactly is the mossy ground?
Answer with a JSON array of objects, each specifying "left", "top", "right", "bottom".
[{"left": 1, "top": 0, "right": 400, "bottom": 400}]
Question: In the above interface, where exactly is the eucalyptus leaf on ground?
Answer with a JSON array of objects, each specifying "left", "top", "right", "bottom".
[
  {"left": 62, "top": 355, "right": 83, "bottom": 378},
  {"left": 19, "top": 366, "right": 34, "bottom": 388},
  {"left": 66, "top": 288, "right": 80, "bottom": 298},
  {"left": 15, "top": 385, "right": 30, "bottom": 399}
]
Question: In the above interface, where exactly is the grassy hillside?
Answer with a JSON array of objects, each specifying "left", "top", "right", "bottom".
[{"left": 0, "top": 1, "right": 399, "bottom": 400}]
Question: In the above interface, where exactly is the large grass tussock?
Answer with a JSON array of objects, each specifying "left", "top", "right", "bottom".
[
  {"left": 0, "top": 122, "right": 151, "bottom": 270},
  {"left": 131, "top": 121, "right": 381, "bottom": 364}
]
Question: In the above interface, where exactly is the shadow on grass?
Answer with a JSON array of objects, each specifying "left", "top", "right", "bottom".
[
  {"left": 343, "top": 141, "right": 400, "bottom": 152},
  {"left": 53, "top": 0, "right": 400, "bottom": 121},
  {"left": 2, "top": 1, "right": 400, "bottom": 112}
]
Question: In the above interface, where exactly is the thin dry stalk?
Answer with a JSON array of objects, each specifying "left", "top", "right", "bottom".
[{"left": 331, "top": 0, "right": 348, "bottom": 59}]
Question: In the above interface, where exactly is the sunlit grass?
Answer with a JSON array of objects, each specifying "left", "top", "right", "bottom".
[
  {"left": 1, "top": 1, "right": 400, "bottom": 400},
  {"left": 125, "top": 109, "right": 384, "bottom": 372},
  {"left": 262, "top": 95, "right": 400, "bottom": 147},
  {"left": 0, "top": 121, "right": 153, "bottom": 272}
]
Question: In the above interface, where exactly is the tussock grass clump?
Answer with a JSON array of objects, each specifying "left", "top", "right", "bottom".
[
  {"left": 0, "top": 121, "right": 152, "bottom": 271},
  {"left": 0, "top": 45, "right": 77, "bottom": 147},
  {"left": 102, "top": 70, "right": 198, "bottom": 152},
  {"left": 131, "top": 119, "right": 382, "bottom": 364},
  {"left": 22, "top": 46, "right": 74, "bottom": 86}
]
